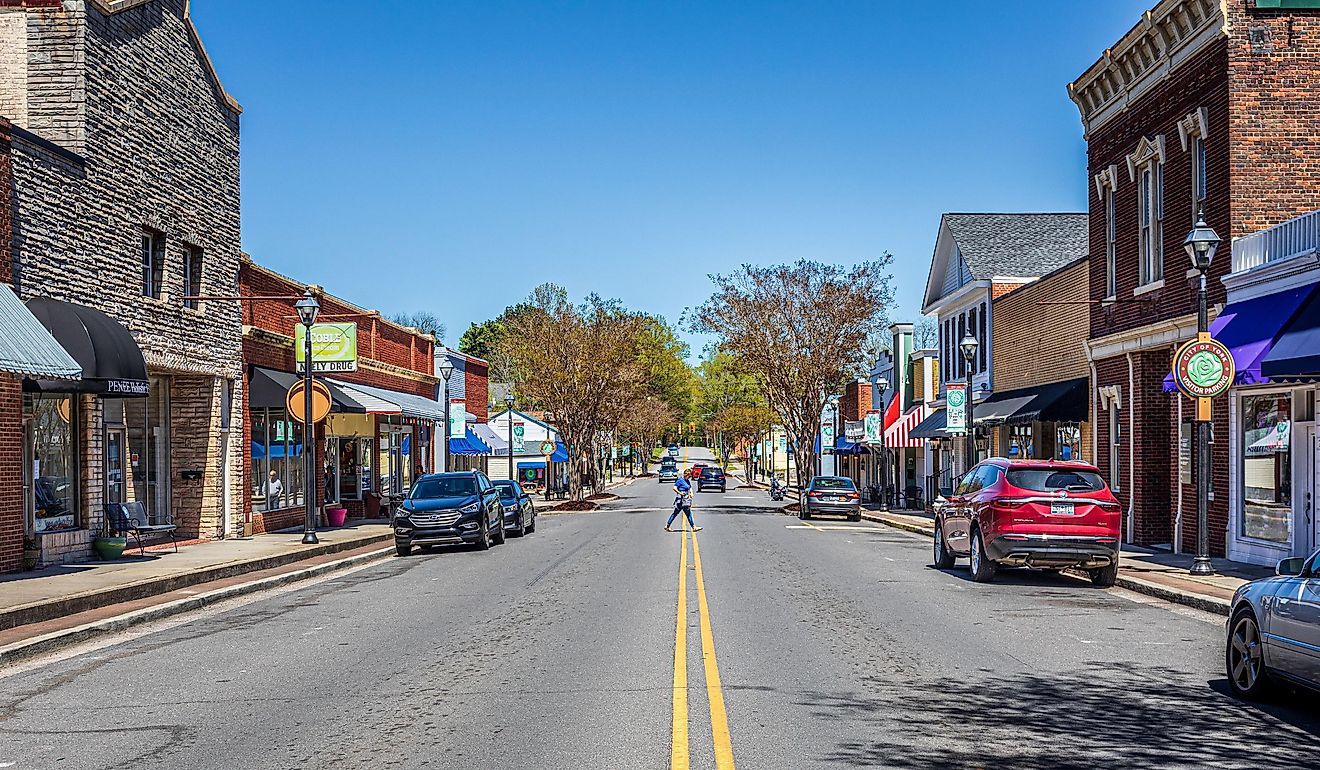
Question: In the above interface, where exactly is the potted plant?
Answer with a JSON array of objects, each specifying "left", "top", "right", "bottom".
[
  {"left": 94, "top": 513, "right": 128, "bottom": 561},
  {"left": 22, "top": 535, "right": 40, "bottom": 571}
]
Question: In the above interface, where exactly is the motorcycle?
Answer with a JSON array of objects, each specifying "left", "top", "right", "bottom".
[{"left": 769, "top": 479, "right": 786, "bottom": 501}]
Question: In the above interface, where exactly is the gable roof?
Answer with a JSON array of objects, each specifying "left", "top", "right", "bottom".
[{"left": 922, "top": 213, "right": 1089, "bottom": 312}]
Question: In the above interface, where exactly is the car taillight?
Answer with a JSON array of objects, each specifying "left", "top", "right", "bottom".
[
  {"left": 1098, "top": 502, "right": 1121, "bottom": 512},
  {"left": 845, "top": 491, "right": 859, "bottom": 499},
  {"left": 808, "top": 491, "right": 824, "bottom": 498},
  {"left": 991, "top": 499, "right": 1027, "bottom": 510}
]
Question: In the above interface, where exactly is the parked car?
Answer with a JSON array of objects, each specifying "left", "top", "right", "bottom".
[
  {"left": 803, "top": 476, "right": 860, "bottom": 521},
  {"left": 1226, "top": 550, "right": 1320, "bottom": 699},
  {"left": 658, "top": 458, "right": 679, "bottom": 483},
  {"left": 492, "top": 479, "right": 536, "bottom": 537},
  {"left": 932, "top": 458, "right": 1121, "bottom": 586},
  {"left": 697, "top": 466, "right": 727, "bottom": 492},
  {"left": 393, "top": 471, "right": 505, "bottom": 556}
]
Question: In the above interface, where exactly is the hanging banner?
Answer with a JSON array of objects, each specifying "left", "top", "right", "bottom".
[
  {"left": 821, "top": 423, "right": 835, "bottom": 450},
  {"left": 864, "top": 411, "right": 882, "bottom": 444},
  {"left": 844, "top": 420, "right": 865, "bottom": 441},
  {"left": 449, "top": 399, "right": 464, "bottom": 438},
  {"left": 512, "top": 421, "right": 525, "bottom": 452},
  {"left": 946, "top": 382, "right": 968, "bottom": 434},
  {"left": 295, "top": 322, "right": 358, "bottom": 373}
]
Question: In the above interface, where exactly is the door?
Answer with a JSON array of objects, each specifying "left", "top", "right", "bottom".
[
  {"left": 105, "top": 428, "right": 127, "bottom": 504},
  {"left": 1303, "top": 423, "right": 1318, "bottom": 556},
  {"left": 21, "top": 419, "right": 34, "bottom": 534},
  {"left": 944, "top": 467, "right": 981, "bottom": 554}
]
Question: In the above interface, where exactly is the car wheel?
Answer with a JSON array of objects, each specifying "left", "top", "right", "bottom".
[
  {"left": 1227, "top": 607, "right": 1272, "bottom": 700},
  {"left": 969, "top": 529, "right": 996, "bottom": 583},
  {"left": 848, "top": 512, "right": 861, "bottom": 522},
  {"left": 515, "top": 513, "right": 527, "bottom": 538},
  {"left": 395, "top": 543, "right": 412, "bottom": 557},
  {"left": 932, "top": 521, "right": 955, "bottom": 569},
  {"left": 1089, "top": 561, "right": 1118, "bottom": 587},
  {"left": 800, "top": 508, "right": 810, "bottom": 520},
  {"left": 475, "top": 517, "right": 491, "bottom": 551},
  {"left": 493, "top": 517, "right": 507, "bottom": 545},
  {"left": 527, "top": 514, "right": 536, "bottom": 534}
]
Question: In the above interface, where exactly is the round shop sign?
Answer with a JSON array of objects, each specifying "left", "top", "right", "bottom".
[
  {"left": 1173, "top": 338, "right": 1235, "bottom": 399},
  {"left": 540, "top": 440, "right": 556, "bottom": 455}
]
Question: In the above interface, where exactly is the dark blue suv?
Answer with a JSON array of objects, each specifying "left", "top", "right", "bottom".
[{"left": 394, "top": 471, "right": 505, "bottom": 556}]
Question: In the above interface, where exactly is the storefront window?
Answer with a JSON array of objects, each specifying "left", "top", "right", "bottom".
[
  {"left": 377, "top": 426, "right": 415, "bottom": 496},
  {"left": 324, "top": 437, "right": 340, "bottom": 504},
  {"left": 337, "top": 437, "right": 369, "bottom": 500},
  {"left": 1241, "top": 394, "right": 1292, "bottom": 544},
  {"left": 250, "top": 408, "right": 306, "bottom": 512},
  {"left": 30, "top": 394, "right": 79, "bottom": 532},
  {"left": 1007, "top": 424, "right": 1032, "bottom": 459},
  {"left": 124, "top": 375, "right": 170, "bottom": 525},
  {"left": 1056, "top": 424, "right": 1082, "bottom": 461}
]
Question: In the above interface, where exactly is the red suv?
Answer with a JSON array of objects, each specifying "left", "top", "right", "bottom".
[{"left": 932, "top": 458, "right": 1122, "bottom": 586}]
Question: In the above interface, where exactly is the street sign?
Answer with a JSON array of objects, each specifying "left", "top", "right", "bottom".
[
  {"left": 1173, "top": 336, "right": 1235, "bottom": 400},
  {"left": 295, "top": 322, "right": 358, "bottom": 373},
  {"left": 946, "top": 383, "right": 967, "bottom": 434},
  {"left": 285, "top": 379, "right": 332, "bottom": 424},
  {"left": 539, "top": 439, "right": 556, "bottom": 455}
]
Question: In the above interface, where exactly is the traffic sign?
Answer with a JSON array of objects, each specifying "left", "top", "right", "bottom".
[{"left": 286, "top": 379, "right": 333, "bottom": 424}]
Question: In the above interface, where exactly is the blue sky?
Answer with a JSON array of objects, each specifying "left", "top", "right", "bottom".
[{"left": 191, "top": 0, "right": 1152, "bottom": 356}]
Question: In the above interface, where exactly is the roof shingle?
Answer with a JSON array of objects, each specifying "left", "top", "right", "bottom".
[{"left": 943, "top": 213, "right": 1089, "bottom": 279}]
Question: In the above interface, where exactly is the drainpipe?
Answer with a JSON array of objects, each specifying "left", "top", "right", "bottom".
[
  {"left": 1090, "top": 362, "right": 1099, "bottom": 464},
  {"left": 1126, "top": 352, "right": 1136, "bottom": 544},
  {"left": 1174, "top": 395, "right": 1184, "bottom": 554}
]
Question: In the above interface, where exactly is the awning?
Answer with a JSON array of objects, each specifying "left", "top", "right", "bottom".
[
  {"left": 974, "top": 378, "right": 1089, "bottom": 426},
  {"left": 23, "top": 296, "right": 148, "bottom": 396},
  {"left": 1164, "top": 283, "right": 1317, "bottom": 391},
  {"left": 450, "top": 427, "right": 493, "bottom": 456},
  {"left": 908, "top": 408, "right": 949, "bottom": 440},
  {"left": 833, "top": 435, "right": 867, "bottom": 455},
  {"left": 328, "top": 379, "right": 444, "bottom": 421},
  {"left": 248, "top": 367, "right": 366, "bottom": 413},
  {"left": 0, "top": 285, "right": 81, "bottom": 380},
  {"left": 470, "top": 423, "right": 508, "bottom": 454},
  {"left": 1262, "top": 284, "right": 1320, "bottom": 381},
  {"left": 551, "top": 441, "right": 570, "bottom": 463},
  {"left": 518, "top": 460, "right": 547, "bottom": 470},
  {"left": 882, "top": 406, "right": 929, "bottom": 448}
]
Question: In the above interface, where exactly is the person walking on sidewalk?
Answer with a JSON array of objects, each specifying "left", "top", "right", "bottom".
[{"left": 666, "top": 475, "right": 700, "bottom": 532}]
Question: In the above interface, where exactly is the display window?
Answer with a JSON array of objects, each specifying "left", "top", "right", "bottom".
[
  {"left": 28, "top": 394, "right": 80, "bottom": 533},
  {"left": 1241, "top": 393, "right": 1292, "bottom": 544}
]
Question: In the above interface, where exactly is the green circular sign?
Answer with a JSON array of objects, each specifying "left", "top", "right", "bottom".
[
  {"left": 947, "top": 389, "right": 966, "bottom": 407},
  {"left": 1174, "top": 338, "right": 1235, "bottom": 399}
]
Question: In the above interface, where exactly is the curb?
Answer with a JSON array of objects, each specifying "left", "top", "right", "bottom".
[
  {"left": 860, "top": 512, "right": 1232, "bottom": 617},
  {"left": 0, "top": 546, "right": 395, "bottom": 667},
  {"left": 1, "top": 531, "right": 394, "bottom": 632}
]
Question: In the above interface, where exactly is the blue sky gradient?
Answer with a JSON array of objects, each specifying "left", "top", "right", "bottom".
[{"left": 190, "top": 0, "right": 1153, "bottom": 354}]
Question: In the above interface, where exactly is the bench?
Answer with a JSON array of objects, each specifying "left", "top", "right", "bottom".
[{"left": 104, "top": 501, "right": 179, "bottom": 555}]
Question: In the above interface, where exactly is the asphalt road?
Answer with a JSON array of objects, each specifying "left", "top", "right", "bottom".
[{"left": 2, "top": 447, "right": 1318, "bottom": 769}]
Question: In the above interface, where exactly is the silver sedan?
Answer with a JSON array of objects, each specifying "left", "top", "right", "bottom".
[{"left": 1227, "top": 549, "right": 1320, "bottom": 698}]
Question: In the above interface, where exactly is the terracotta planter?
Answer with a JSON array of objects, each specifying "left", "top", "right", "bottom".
[
  {"left": 327, "top": 507, "right": 348, "bottom": 527},
  {"left": 94, "top": 536, "right": 128, "bottom": 561}
]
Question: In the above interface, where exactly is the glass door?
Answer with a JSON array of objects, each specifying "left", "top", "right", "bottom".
[{"left": 105, "top": 428, "right": 126, "bottom": 503}]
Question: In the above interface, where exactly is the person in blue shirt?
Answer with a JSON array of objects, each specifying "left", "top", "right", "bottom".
[{"left": 665, "top": 474, "right": 700, "bottom": 532}]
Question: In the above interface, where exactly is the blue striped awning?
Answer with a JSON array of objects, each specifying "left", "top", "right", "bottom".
[
  {"left": 450, "top": 427, "right": 493, "bottom": 456},
  {"left": 0, "top": 285, "right": 81, "bottom": 380}
]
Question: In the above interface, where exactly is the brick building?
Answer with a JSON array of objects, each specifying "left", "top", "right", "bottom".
[
  {"left": 2, "top": 0, "right": 244, "bottom": 568},
  {"left": 1069, "top": 0, "right": 1320, "bottom": 555},
  {"left": 240, "top": 258, "right": 442, "bottom": 532}
]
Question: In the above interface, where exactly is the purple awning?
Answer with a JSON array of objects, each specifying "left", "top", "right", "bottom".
[{"left": 1163, "top": 282, "right": 1318, "bottom": 392}]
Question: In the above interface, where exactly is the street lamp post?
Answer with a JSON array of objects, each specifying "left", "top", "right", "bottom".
[
  {"left": 876, "top": 377, "right": 889, "bottom": 512},
  {"left": 1184, "top": 209, "right": 1222, "bottom": 576},
  {"left": 960, "top": 334, "right": 980, "bottom": 474},
  {"left": 504, "top": 393, "right": 516, "bottom": 481},
  {"left": 438, "top": 356, "right": 454, "bottom": 473},
  {"left": 295, "top": 289, "right": 321, "bottom": 545}
]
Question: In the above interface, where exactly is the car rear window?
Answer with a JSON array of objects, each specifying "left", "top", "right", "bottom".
[
  {"left": 812, "top": 477, "right": 856, "bottom": 490},
  {"left": 1006, "top": 468, "right": 1106, "bottom": 493},
  {"left": 701, "top": 467, "right": 723, "bottom": 477},
  {"left": 493, "top": 482, "right": 518, "bottom": 498}
]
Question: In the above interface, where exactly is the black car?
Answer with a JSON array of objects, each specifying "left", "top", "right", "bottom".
[
  {"left": 697, "top": 466, "right": 726, "bottom": 492},
  {"left": 393, "top": 471, "right": 505, "bottom": 556},
  {"left": 493, "top": 479, "right": 537, "bottom": 537}
]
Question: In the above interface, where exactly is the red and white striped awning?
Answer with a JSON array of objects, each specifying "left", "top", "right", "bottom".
[{"left": 882, "top": 406, "right": 928, "bottom": 448}]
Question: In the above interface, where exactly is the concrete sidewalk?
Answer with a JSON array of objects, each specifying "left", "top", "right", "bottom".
[
  {"left": 859, "top": 507, "right": 1272, "bottom": 615},
  {"left": 0, "top": 521, "right": 393, "bottom": 632}
]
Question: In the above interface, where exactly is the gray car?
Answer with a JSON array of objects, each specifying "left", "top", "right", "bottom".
[
  {"left": 801, "top": 476, "right": 861, "bottom": 522},
  {"left": 1226, "top": 548, "right": 1320, "bottom": 699}
]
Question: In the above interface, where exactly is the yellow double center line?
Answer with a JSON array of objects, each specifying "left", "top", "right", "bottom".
[{"left": 670, "top": 524, "right": 736, "bottom": 770}]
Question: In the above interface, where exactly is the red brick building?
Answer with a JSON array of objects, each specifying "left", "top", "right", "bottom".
[
  {"left": 1070, "top": 0, "right": 1320, "bottom": 554},
  {"left": 240, "top": 258, "right": 442, "bottom": 533}
]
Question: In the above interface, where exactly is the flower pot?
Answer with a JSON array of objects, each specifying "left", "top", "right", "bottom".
[
  {"left": 94, "top": 536, "right": 128, "bottom": 561},
  {"left": 327, "top": 507, "right": 348, "bottom": 527},
  {"left": 22, "top": 548, "right": 40, "bottom": 571}
]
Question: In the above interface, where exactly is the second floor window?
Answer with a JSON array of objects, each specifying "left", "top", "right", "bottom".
[
  {"left": 141, "top": 230, "right": 164, "bottom": 299},
  {"left": 1104, "top": 187, "right": 1117, "bottom": 298},
  {"left": 182, "top": 246, "right": 203, "bottom": 309},
  {"left": 1192, "top": 136, "right": 1207, "bottom": 220},
  {"left": 1138, "top": 162, "right": 1163, "bottom": 286}
]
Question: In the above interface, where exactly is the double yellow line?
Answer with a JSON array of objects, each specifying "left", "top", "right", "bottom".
[{"left": 670, "top": 524, "right": 736, "bottom": 770}]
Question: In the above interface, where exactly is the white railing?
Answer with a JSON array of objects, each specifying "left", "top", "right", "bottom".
[{"left": 1232, "top": 208, "right": 1320, "bottom": 274}]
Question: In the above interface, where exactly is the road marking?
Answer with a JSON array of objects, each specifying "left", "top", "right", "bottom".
[
  {"left": 670, "top": 527, "right": 690, "bottom": 770},
  {"left": 784, "top": 524, "right": 881, "bottom": 531},
  {"left": 691, "top": 530, "right": 736, "bottom": 769}
]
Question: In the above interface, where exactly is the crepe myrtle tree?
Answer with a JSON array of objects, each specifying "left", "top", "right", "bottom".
[
  {"left": 690, "top": 258, "right": 895, "bottom": 504},
  {"left": 617, "top": 396, "right": 676, "bottom": 475}
]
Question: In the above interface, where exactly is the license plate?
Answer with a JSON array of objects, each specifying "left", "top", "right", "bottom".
[
  {"left": 832, "top": 496, "right": 845, "bottom": 502},
  {"left": 1050, "top": 501, "right": 1074, "bottom": 516}
]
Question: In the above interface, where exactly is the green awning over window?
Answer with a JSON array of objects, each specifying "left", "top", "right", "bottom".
[{"left": 0, "top": 284, "right": 81, "bottom": 380}]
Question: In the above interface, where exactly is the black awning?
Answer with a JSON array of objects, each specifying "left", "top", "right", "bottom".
[
  {"left": 1261, "top": 286, "right": 1320, "bottom": 381},
  {"left": 975, "top": 377, "right": 1089, "bottom": 426},
  {"left": 248, "top": 366, "right": 367, "bottom": 413},
  {"left": 908, "top": 408, "right": 948, "bottom": 439},
  {"left": 23, "top": 297, "right": 149, "bottom": 396}
]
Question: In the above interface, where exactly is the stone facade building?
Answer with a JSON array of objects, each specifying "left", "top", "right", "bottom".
[
  {"left": 1, "top": 0, "right": 243, "bottom": 568},
  {"left": 1070, "top": 0, "right": 1320, "bottom": 555}
]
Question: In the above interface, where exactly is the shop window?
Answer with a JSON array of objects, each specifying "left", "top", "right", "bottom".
[
  {"left": 323, "top": 437, "right": 340, "bottom": 505},
  {"left": 141, "top": 229, "right": 164, "bottom": 299},
  {"left": 1007, "top": 424, "right": 1032, "bottom": 459},
  {"left": 1056, "top": 423, "right": 1081, "bottom": 461},
  {"left": 337, "top": 437, "right": 372, "bottom": 500},
  {"left": 1241, "top": 394, "right": 1292, "bottom": 544},
  {"left": 124, "top": 376, "right": 170, "bottom": 525},
  {"left": 29, "top": 394, "right": 80, "bottom": 532},
  {"left": 182, "top": 245, "right": 203, "bottom": 309},
  {"left": 250, "top": 408, "right": 305, "bottom": 513}
]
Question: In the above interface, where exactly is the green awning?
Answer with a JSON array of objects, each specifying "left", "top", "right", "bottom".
[{"left": 0, "top": 285, "right": 81, "bottom": 380}]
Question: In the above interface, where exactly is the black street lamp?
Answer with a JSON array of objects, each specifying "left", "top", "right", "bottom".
[
  {"left": 294, "top": 289, "right": 321, "bottom": 545},
  {"left": 505, "top": 392, "right": 516, "bottom": 481},
  {"left": 876, "top": 377, "right": 889, "bottom": 512},
  {"left": 438, "top": 355, "right": 455, "bottom": 473},
  {"left": 1184, "top": 208, "right": 1222, "bottom": 576},
  {"left": 960, "top": 333, "right": 979, "bottom": 474}
]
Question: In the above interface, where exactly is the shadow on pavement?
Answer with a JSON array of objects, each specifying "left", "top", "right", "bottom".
[{"left": 799, "top": 663, "right": 1320, "bottom": 769}]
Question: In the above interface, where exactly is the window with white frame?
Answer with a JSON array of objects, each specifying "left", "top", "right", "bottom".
[
  {"left": 1104, "top": 187, "right": 1117, "bottom": 298},
  {"left": 1108, "top": 406, "right": 1122, "bottom": 493},
  {"left": 1179, "top": 107, "right": 1210, "bottom": 222},
  {"left": 1193, "top": 136, "right": 1207, "bottom": 219},
  {"left": 1138, "top": 161, "right": 1164, "bottom": 285},
  {"left": 141, "top": 229, "right": 164, "bottom": 299}
]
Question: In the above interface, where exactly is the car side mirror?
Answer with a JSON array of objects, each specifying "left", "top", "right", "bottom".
[{"left": 1277, "top": 557, "right": 1307, "bottom": 576}]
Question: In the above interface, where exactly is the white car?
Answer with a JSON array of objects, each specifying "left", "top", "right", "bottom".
[{"left": 1227, "top": 549, "right": 1320, "bottom": 699}]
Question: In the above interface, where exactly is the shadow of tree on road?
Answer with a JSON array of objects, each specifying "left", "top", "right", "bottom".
[{"left": 798, "top": 662, "right": 1320, "bottom": 769}]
